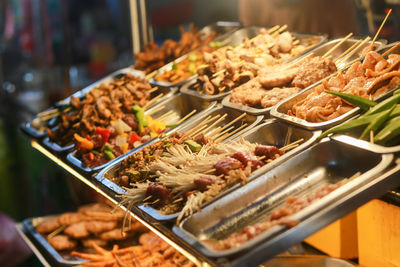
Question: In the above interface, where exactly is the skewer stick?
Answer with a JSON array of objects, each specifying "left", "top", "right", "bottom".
[
  {"left": 145, "top": 70, "right": 157, "bottom": 80},
  {"left": 204, "top": 169, "right": 216, "bottom": 174},
  {"left": 212, "top": 69, "right": 226, "bottom": 78},
  {"left": 147, "top": 105, "right": 165, "bottom": 116},
  {"left": 211, "top": 126, "right": 234, "bottom": 140},
  {"left": 155, "top": 110, "right": 174, "bottom": 121},
  {"left": 266, "top": 25, "right": 280, "bottom": 34},
  {"left": 382, "top": 42, "right": 400, "bottom": 57},
  {"left": 198, "top": 114, "right": 228, "bottom": 137},
  {"left": 143, "top": 93, "right": 164, "bottom": 108},
  {"left": 292, "top": 39, "right": 300, "bottom": 46},
  {"left": 184, "top": 114, "right": 219, "bottom": 136},
  {"left": 284, "top": 53, "right": 314, "bottom": 70},
  {"left": 370, "top": 130, "right": 374, "bottom": 144},
  {"left": 271, "top": 24, "right": 287, "bottom": 37},
  {"left": 151, "top": 199, "right": 160, "bottom": 205},
  {"left": 47, "top": 225, "right": 67, "bottom": 240},
  {"left": 372, "top": 9, "right": 392, "bottom": 44},
  {"left": 336, "top": 37, "right": 371, "bottom": 69},
  {"left": 334, "top": 39, "right": 362, "bottom": 62},
  {"left": 173, "top": 198, "right": 184, "bottom": 203},
  {"left": 188, "top": 124, "right": 210, "bottom": 138},
  {"left": 322, "top": 33, "right": 353, "bottom": 58},
  {"left": 176, "top": 109, "right": 197, "bottom": 125},
  {"left": 148, "top": 86, "right": 158, "bottom": 93},
  {"left": 36, "top": 112, "right": 61, "bottom": 121},
  {"left": 142, "top": 195, "right": 152, "bottom": 202},
  {"left": 280, "top": 138, "right": 304, "bottom": 151},
  {"left": 213, "top": 112, "right": 247, "bottom": 136},
  {"left": 215, "top": 123, "right": 248, "bottom": 143},
  {"left": 37, "top": 108, "right": 59, "bottom": 117}
]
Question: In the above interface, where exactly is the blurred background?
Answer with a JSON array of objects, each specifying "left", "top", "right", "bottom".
[{"left": 0, "top": 0, "right": 400, "bottom": 265}]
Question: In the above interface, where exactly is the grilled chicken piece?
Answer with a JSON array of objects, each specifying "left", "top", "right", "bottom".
[
  {"left": 36, "top": 217, "right": 61, "bottom": 234},
  {"left": 48, "top": 235, "right": 77, "bottom": 250}
]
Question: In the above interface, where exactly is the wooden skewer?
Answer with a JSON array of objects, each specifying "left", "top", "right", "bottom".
[
  {"left": 204, "top": 169, "right": 216, "bottom": 174},
  {"left": 189, "top": 124, "right": 211, "bottom": 138},
  {"left": 36, "top": 112, "right": 61, "bottom": 121},
  {"left": 215, "top": 123, "right": 248, "bottom": 143},
  {"left": 143, "top": 93, "right": 164, "bottom": 108},
  {"left": 280, "top": 138, "right": 304, "bottom": 151},
  {"left": 292, "top": 39, "right": 300, "bottom": 46},
  {"left": 142, "top": 195, "right": 152, "bottom": 202},
  {"left": 176, "top": 109, "right": 197, "bottom": 125},
  {"left": 151, "top": 199, "right": 160, "bottom": 205},
  {"left": 198, "top": 114, "right": 228, "bottom": 137},
  {"left": 155, "top": 110, "right": 174, "bottom": 121},
  {"left": 337, "top": 37, "right": 371, "bottom": 68},
  {"left": 266, "top": 25, "right": 280, "bottom": 34},
  {"left": 271, "top": 24, "right": 287, "bottom": 37},
  {"left": 145, "top": 70, "right": 157, "bottom": 80},
  {"left": 322, "top": 32, "right": 353, "bottom": 58},
  {"left": 47, "top": 225, "right": 67, "bottom": 240},
  {"left": 285, "top": 53, "right": 314, "bottom": 70},
  {"left": 218, "top": 86, "right": 226, "bottom": 92},
  {"left": 173, "top": 198, "right": 184, "bottom": 204},
  {"left": 372, "top": 9, "right": 392, "bottom": 44},
  {"left": 37, "top": 108, "right": 59, "bottom": 117},
  {"left": 334, "top": 38, "right": 362, "bottom": 62},
  {"left": 148, "top": 86, "right": 159, "bottom": 93},
  {"left": 212, "top": 126, "right": 234, "bottom": 140},
  {"left": 212, "top": 69, "right": 226, "bottom": 78},
  {"left": 214, "top": 112, "right": 247, "bottom": 136},
  {"left": 147, "top": 105, "right": 165, "bottom": 116},
  {"left": 370, "top": 130, "right": 374, "bottom": 144},
  {"left": 184, "top": 114, "right": 220, "bottom": 136},
  {"left": 382, "top": 42, "right": 400, "bottom": 57}
]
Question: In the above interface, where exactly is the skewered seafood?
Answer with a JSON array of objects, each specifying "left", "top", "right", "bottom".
[
  {"left": 135, "top": 23, "right": 216, "bottom": 74},
  {"left": 288, "top": 51, "right": 400, "bottom": 122}
]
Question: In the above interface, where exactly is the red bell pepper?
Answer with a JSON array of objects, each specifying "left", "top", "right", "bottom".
[
  {"left": 88, "top": 151, "right": 94, "bottom": 161},
  {"left": 129, "top": 132, "right": 141, "bottom": 143},
  {"left": 96, "top": 127, "right": 111, "bottom": 143}
]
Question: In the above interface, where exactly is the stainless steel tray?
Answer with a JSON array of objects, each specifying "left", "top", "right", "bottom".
[
  {"left": 221, "top": 37, "right": 387, "bottom": 116},
  {"left": 66, "top": 93, "right": 217, "bottom": 173},
  {"left": 150, "top": 22, "right": 242, "bottom": 88},
  {"left": 23, "top": 216, "right": 85, "bottom": 266},
  {"left": 180, "top": 27, "right": 327, "bottom": 101},
  {"left": 94, "top": 106, "right": 263, "bottom": 221},
  {"left": 40, "top": 68, "right": 177, "bottom": 154},
  {"left": 332, "top": 134, "right": 400, "bottom": 154},
  {"left": 174, "top": 138, "right": 394, "bottom": 264},
  {"left": 263, "top": 255, "right": 356, "bottom": 267}
]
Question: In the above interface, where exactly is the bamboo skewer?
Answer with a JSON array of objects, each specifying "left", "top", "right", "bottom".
[
  {"left": 284, "top": 53, "right": 314, "bottom": 70},
  {"left": 155, "top": 110, "right": 174, "bottom": 121},
  {"left": 382, "top": 42, "right": 400, "bottom": 57},
  {"left": 148, "top": 86, "right": 159, "bottom": 93},
  {"left": 292, "top": 39, "right": 300, "bottom": 46},
  {"left": 213, "top": 112, "right": 247, "bottom": 136},
  {"left": 266, "top": 25, "right": 280, "bottom": 34},
  {"left": 147, "top": 105, "right": 165, "bottom": 116},
  {"left": 334, "top": 39, "right": 362, "bottom": 62},
  {"left": 143, "top": 93, "right": 164, "bottom": 108},
  {"left": 372, "top": 9, "right": 392, "bottom": 44},
  {"left": 176, "top": 109, "right": 197, "bottom": 125},
  {"left": 215, "top": 123, "right": 248, "bottom": 143},
  {"left": 204, "top": 169, "right": 216, "bottom": 174},
  {"left": 184, "top": 114, "right": 219, "bottom": 136},
  {"left": 145, "top": 70, "right": 157, "bottom": 80},
  {"left": 211, "top": 126, "right": 235, "bottom": 140},
  {"left": 338, "top": 36, "right": 371, "bottom": 64},
  {"left": 280, "top": 138, "right": 304, "bottom": 152},
  {"left": 47, "top": 225, "right": 67, "bottom": 240},
  {"left": 197, "top": 114, "right": 228, "bottom": 137},
  {"left": 37, "top": 108, "right": 59, "bottom": 117},
  {"left": 322, "top": 32, "right": 353, "bottom": 58},
  {"left": 271, "top": 24, "right": 287, "bottom": 38}
]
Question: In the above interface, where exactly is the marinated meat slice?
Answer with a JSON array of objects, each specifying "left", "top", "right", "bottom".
[
  {"left": 231, "top": 151, "right": 263, "bottom": 170},
  {"left": 259, "top": 67, "right": 299, "bottom": 88},
  {"left": 36, "top": 217, "right": 61, "bottom": 234},
  {"left": 194, "top": 175, "right": 218, "bottom": 191},
  {"left": 230, "top": 79, "right": 266, "bottom": 107},
  {"left": 64, "top": 222, "right": 90, "bottom": 239},
  {"left": 214, "top": 157, "right": 243, "bottom": 176},
  {"left": 146, "top": 182, "right": 170, "bottom": 202},
  {"left": 194, "top": 134, "right": 208, "bottom": 146},
  {"left": 48, "top": 235, "right": 77, "bottom": 251},
  {"left": 291, "top": 56, "right": 337, "bottom": 89},
  {"left": 80, "top": 238, "right": 108, "bottom": 248},
  {"left": 58, "top": 212, "right": 86, "bottom": 226},
  {"left": 254, "top": 145, "right": 284, "bottom": 159},
  {"left": 70, "top": 96, "right": 81, "bottom": 109},
  {"left": 260, "top": 87, "right": 301, "bottom": 108},
  {"left": 99, "top": 228, "right": 134, "bottom": 240},
  {"left": 85, "top": 221, "right": 118, "bottom": 234}
]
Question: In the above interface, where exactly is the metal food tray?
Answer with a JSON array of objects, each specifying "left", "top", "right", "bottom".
[
  {"left": 94, "top": 106, "right": 263, "bottom": 221},
  {"left": 150, "top": 22, "right": 242, "bottom": 88},
  {"left": 39, "top": 69, "right": 177, "bottom": 154},
  {"left": 180, "top": 27, "right": 327, "bottom": 101},
  {"left": 66, "top": 93, "right": 217, "bottom": 173},
  {"left": 174, "top": 138, "right": 395, "bottom": 264},
  {"left": 23, "top": 216, "right": 85, "bottom": 266},
  {"left": 221, "top": 37, "right": 387, "bottom": 116},
  {"left": 332, "top": 134, "right": 400, "bottom": 154}
]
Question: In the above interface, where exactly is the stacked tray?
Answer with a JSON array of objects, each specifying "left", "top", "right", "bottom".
[
  {"left": 180, "top": 26, "right": 327, "bottom": 101},
  {"left": 222, "top": 37, "right": 387, "bottom": 115},
  {"left": 19, "top": 23, "right": 400, "bottom": 266}
]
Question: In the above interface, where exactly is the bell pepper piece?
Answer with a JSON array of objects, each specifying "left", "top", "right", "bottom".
[
  {"left": 74, "top": 133, "right": 94, "bottom": 150},
  {"left": 129, "top": 132, "right": 141, "bottom": 143},
  {"left": 121, "top": 143, "right": 129, "bottom": 154},
  {"left": 88, "top": 152, "right": 94, "bottom": 161},
  {"left": 96, "top": 127, "right": 111, "bottom": 143},
  {"left": 104, "top": 150, "right": 115, "bottom": 160}
]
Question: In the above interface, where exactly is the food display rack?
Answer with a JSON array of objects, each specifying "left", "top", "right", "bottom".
[{"left": 17, "top": 21, "right": 400, "bottom": 266}]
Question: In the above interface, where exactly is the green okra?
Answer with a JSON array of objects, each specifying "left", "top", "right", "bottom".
[
  {"left": 360, "top": 105, "right": 395, "bottom": 140},
  {"left": 363, "top": 93, "right": 400, "bottom": 116},
  {"left": 374, "top": 116, "right": 400, "bottom": 144},
  {"left": 325, "top": 91, "right": 377, "bottom": 111}
]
